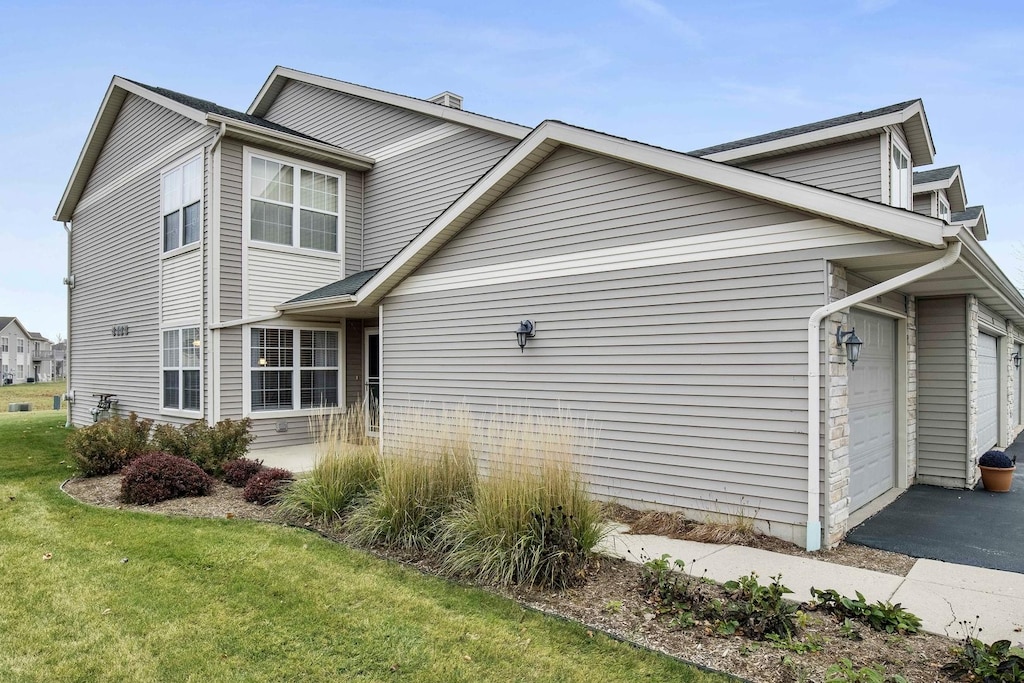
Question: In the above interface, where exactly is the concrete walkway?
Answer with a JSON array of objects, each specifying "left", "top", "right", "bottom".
[{"left": 598, "top": 526, "right": 1024, "bottom": 643}]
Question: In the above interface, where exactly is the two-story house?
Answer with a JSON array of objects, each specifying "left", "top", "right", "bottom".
[
  {"left": 56, "top": 68, "right": 1024, "bottom": 550},
  {"left": 0, "top": 318, "right": 55, "bottom": 383}
]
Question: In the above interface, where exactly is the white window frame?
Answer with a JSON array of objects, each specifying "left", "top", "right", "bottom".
[
  {"left": 161, "top": 154, "right": 203, "bottom": 255},
  {"left": 0, "top": 336, "right": 7, "bottom": 352},
  {"left": 889, "top": 139, "right": 911, "bottom": 209},
  {"left": 242, "top": 149, "right": 345, "bottom": 256},
  {"left": 243, "top": 324, "right": 342, "bottom": 418},
  {"left": 16, "top": 338, "right": 24, "bottom": 353},
  {"left": 17, "top": 364, "right": 24, "bottom": 380},
  {"left": 937, "top": 194, "right": 950, "bottom": 222},
  {"left": 161, "top": 325, "right": 202, "bottom": 416}
]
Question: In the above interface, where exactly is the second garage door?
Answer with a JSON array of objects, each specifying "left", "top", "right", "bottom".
[
  {"left": 849, "top": 310, "right": 896, "bottom": 511},
  {"left": 977, "top": 333, "right": 999, "bottom": 454}
]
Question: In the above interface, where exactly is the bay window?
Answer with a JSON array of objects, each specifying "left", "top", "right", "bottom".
[
  {"left": 250, "top": 327, "right": 339, "bottom": 412},
  {"left": 163, "top": 327, "right": 201, "bottom": 412},
  {"left": 248, "top": 154, "right": 341, "bottom": 252},
  {"left": 162, "top": 156, "right": 202, "bottom": 252}
]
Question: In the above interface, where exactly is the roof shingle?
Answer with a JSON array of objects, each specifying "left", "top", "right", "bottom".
[{"left": 286, "top": 269, "right": 379, "bottom": 304}]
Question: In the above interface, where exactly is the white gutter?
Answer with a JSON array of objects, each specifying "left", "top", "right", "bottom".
[
  {"left": 209, "top": 311, "right": 282, "bottom": 330},
  {"left": 804, "top": 240, "right": 962, "bottom": 551}
]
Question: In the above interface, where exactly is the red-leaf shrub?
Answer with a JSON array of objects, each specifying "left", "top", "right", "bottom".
[
  {"left": 120, "top": 452, "right": 214, "bottom": 505},
  {"left": 222, "top": 458, "right": 264, "bottom": 487},
  {"left": 243, "top": 467, "right": 293, "bottom": 506}
]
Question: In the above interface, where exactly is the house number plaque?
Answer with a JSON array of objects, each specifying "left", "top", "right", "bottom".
[{"left": 111, "top": 325, "right": 129, "bottom": 337}]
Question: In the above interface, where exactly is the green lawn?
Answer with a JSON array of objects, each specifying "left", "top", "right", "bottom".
[
  {"left": 0, "top": 380, "right": 67, "bottom": 411},
  {"left": 0, "top": 413, "right": 728, "bottom": 682}
]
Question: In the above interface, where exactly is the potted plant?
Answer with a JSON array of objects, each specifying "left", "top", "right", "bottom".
[{"left": 978, "top": 450, "right": 1017, "bottom": 492}]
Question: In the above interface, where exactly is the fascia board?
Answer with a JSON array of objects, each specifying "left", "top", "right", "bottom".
[
  {"left": 913, "top": 168, "right": 965, "bottom": 211},
  {"left": 355, "top": 121, "right": 945, "bottom": 308},
  {"left": 207, "top": 114, "right": 375, "bottom": 170},
  {"left": 55, "top": 77, "right": 210, "bottom": 222},
  {"left": 247, "top": 67, "right": 531, "bottom": 140},
  {"left": 955, "top": 227, "right": 1024, "bottom": 316},
  {"left": 705, "top": 100, "right": 935, "bottom": 166},
  {"left": 276, "top": 295, "right": 356, "bottom": 312}
]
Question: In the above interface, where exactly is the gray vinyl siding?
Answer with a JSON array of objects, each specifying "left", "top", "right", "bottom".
[
  {"left": 418, "top": 147, "right": 822, "bottom": 275},
  {"left": 250, "top": 416, "right": 313, "bottom": 449},
  {"left": 261, "top": 80, "right": 518, "bottom": 271},
  {"left": 384, "top": 256, "right": 826, "bottom": 534},
  {"left": 916, "top": 296, "right": 969, "bottom": 485},
  {"left": 69, "top": 113, "right": 211, "bottom": 426},
  {"left": 346, "top": 319, "right": 366, "bottom": 406},
  {"left": 346, "top": 173, "right": 363, "bottom": 277},
  {"left": 379, "top": 147, "right": 859, "bottom": 538},
  {"left": 362, "top": 128, "right": 516, "bottom": 268},
  {"left": 738, "top": 136, "right": 883, "bottom": 202},
  {"left": 218, "top": 139, "right": 244, "bottom": 419},
  {"left": 82, "top": 94, "right": 201, "bottom": 199},
  {"left": 978, "top": 302, "right": 1005, "bottom": 333},
  {"left": 913, "top": 193, "right": 933, "bottom": 217},
  {"left": 69, "top": 96, "right": 209, "bottom": 426}
]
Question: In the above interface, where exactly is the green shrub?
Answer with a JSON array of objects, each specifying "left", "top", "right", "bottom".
[
  {"left": 346, "top": 408, "right": 474, "bottom": 549},
  {"left": 277, "top": 406, "right": 380, "bottom": 524},
  {"left": 66, "top": 412, "right": 153, "bottom": 476},
  {"left": 151, "top": 418, "right": 254, "bottom": 475},
  {"left": 721, "top": 573, "right": 799, "bottom": 640},
  {"left": 810, "top": 588, "right": 922, "bottom": 634},
  {"left": 826, "top": 658, "right": 908, "bottom": 683},
  {"left": 120, "top": 452, "right": 214, "bottom": 505},
  {"left": 439, "top": 411, "right": 604, "bottom": 588},
  {"left": 244, "top": 468, "right": 293, "bottom": 506},
  {"left": 943, "top": 619, "right": 1024, "bottom": 682}
]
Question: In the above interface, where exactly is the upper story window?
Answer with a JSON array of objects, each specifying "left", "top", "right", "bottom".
[
  {"left": 162, "top": 156, "right": 202, "bottom": 252},
  {"left": 17, "top": 338, "right": 24, "bottom": 353},
  {"left": 0, "top": 336, "right": 7, "bottom": 352},
  {"left": 889, "top": 142, "right": 911, "bottom": 209},
  {"left": 248, "top": 154, "right": 341, "bottom": 253},
  {"left": 938, "top": 195, "right": 950, "bottom": 221}
]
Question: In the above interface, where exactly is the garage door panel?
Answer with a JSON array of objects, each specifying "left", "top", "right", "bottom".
[
  {"left": 849, "top": 311, "right": 895, "bottom": 511},
  {"left": 977, "top": 333, "right": 998, "bottom": 454}
]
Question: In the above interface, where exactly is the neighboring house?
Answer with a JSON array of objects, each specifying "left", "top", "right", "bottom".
[
  {"left": 52, "top": 341, "right": 66, "bottom": 378},
  {"left": 0, "top": 317, "right": 55, "bottom": 383},
  {"left": 55, "top": 68, "right": 1024, "bottom": 550}
]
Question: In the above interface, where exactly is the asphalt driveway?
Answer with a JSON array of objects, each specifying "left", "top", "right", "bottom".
[{"left": 846, "top": 437, "right": 1024, "bottom": 574}]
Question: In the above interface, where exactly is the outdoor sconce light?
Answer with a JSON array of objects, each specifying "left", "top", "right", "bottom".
[
  {"left": 836, "top": 325, "right": 864, "bottom": 367},
  {"left": 516, "top": 320, "right": 536, "bottom": 352},
  {"left": 1013, "top": 352, "right": 1022, "bottom": 369}
]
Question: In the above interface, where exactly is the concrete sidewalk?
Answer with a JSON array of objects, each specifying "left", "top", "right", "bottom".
[{"left": 598, "top": 526, "right": 1024, "bottom": 643}]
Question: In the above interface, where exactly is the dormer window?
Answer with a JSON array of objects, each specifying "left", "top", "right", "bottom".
[
  {"left": 890, "top": 142, "right": 911, "bottom": 209},
  {"left": 938, "top": 195, "right": 950, "bottom": 221}
]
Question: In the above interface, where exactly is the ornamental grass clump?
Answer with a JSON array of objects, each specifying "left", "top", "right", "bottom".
[
  {"left": 439, "top": 411, "right": 605, "bottom": 589},
  {"left": 277, "top": 405, "right": 380, "bottom": 525},
  {"left": 345, "top": 407, "right": 474, "bottom": 550},
  {"left": 120, "top": 452, "right": 214, "bottom": 505}
]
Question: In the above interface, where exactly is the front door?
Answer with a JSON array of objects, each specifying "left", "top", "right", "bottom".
[{"left": 364, "top": 328, "right": 380, "bottom": 433}]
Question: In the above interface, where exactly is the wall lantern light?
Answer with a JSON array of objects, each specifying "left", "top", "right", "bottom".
[
  {"left": 515, "top": 320, "right": 536, "bottom": 352},
  {"left": 1013, "top": 352, "right": 1022, "bottom": 369},
  {"left": 836, "top": 325, "right": 864, "bottom": 367}
]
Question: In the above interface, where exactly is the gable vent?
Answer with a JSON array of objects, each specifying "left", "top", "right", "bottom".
[{"left": 428, "top": 91, "right": 463, "bottom": 110}]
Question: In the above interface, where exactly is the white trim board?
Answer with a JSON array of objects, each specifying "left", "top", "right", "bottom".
[{"left": 389, "top": 219, "right": 887, "bottom": 297}]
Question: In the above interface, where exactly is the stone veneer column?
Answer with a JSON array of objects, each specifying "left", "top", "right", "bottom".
[
  {"left": 966, "top": 295, "right": 980, "bottom": 487},
  {"left": 905, "top": 296, "right": 918, "bottom": 481},
  {"left": 825, "top": 264, "right": 850, "bottom": 547}
]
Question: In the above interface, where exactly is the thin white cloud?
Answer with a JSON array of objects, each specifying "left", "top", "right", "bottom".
[{"left": 622, "top": 0, "right": 702, "bottom": 47}]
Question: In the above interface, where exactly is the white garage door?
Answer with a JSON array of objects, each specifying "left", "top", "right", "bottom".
[
  {"left": 977, "top": 333, "right": 999, "bottom": 454},
  {"left": 848, "top": 310, "right": 896, "bottom": 511}
]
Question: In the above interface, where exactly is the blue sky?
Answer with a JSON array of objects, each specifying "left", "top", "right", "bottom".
[{"left": 2, "top": 0, "right": 1022, "bottom": 339}]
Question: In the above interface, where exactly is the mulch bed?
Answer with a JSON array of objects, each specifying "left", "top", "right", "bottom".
[{"left": 61, "top": 475, "right": 959, "bottom": 683}]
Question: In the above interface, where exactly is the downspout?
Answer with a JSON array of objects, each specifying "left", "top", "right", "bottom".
[
  {"left": 207, "top": 123, "right": 226, "bottom": 422},
  {"left": 63, "top": 220, "right": 72, "bottom": 428},
  {"left": 804, "top": 239, "right": 962, "bottom": 551}
]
